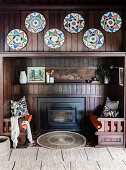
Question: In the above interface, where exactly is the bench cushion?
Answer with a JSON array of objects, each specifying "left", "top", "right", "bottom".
[
  {"left": 89, "top": 115, "right": 102, "bottom": 130},
  {"left": 21, "top": 115, "right": 32, "bottom": 130},
  {"left": 3, "top": 115, "right": 32, "bottom": 132}
]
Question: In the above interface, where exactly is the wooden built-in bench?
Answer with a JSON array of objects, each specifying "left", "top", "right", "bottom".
[{"left": 89, "top": 115, "right": 124, "bottom": 147}]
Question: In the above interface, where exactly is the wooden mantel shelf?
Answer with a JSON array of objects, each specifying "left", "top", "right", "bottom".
[{"left": 0, "top": 52, "right": 126, "bottom": 58}]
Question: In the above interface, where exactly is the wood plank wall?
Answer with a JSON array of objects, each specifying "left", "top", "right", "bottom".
[
  {"left": 0, "top": 10, "right": 123, "bottom": 52},
  {"left": 0, "top": 8, "right": 124, "bottom": 132}
]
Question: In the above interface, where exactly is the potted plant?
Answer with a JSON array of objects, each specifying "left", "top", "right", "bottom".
[{"left": 96, "top": 65, "right": 111, "bottom": 84}]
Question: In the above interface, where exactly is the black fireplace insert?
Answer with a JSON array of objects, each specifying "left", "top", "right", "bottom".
[{"left": 38, "top": 98, "right": 85, "bottom": 131}]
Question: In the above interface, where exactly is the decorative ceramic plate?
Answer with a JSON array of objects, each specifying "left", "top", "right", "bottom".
[
  {"left": 64, "top": 13, "right": 84, "bottom": 33},
  {"left": 100, "top": 12, "right": 122, "bottom": 33},
  {"left": 83, "top": 28, "right": 104, "bottom": 49},
  {"left": 25, "top": 12, "right": 46, "bottom": 33},
  {"left": 7, "top": 29, "right": 27, "bottom": 50},
  {"left": 44, "top": 29, "right": 65, "bottom": 48}
]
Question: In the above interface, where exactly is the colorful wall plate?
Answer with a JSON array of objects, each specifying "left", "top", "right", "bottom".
[
  {"left": 64, "top": 13, "right": 84, "bottom": 33},
  {"left": 25, "top": 12, "right": 46, "bottom": 33},
  {"left": 7, "top": 29, "right": 27, "bottom": 50},
  {"left": 44, "top": 29, "right": 65, "bottom": 48},
  {"left": 100, "top": 12, "right": 122, "bottom": 33},
  {"left": 83, "top": 28, "right": 104, "bottom": 49}
]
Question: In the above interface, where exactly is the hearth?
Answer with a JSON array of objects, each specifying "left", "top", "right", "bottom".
[{"left": 38, "top": 98, "right": 85, "bottom": 131}]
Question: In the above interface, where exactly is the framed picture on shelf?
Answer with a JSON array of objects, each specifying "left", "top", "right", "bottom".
[
  {"left": 119, "top": 67, "right": 123, "bottom": 86},
  {"left": 27, "top": 67, "right": 45, "bottom": 83}
]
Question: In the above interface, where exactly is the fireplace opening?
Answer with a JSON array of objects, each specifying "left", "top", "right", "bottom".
[
  {"left": 49, "top": 108, "right": 74, "bottom": 123},
  {"left": 38, "top": 98, "right": 85, "bottom": 131}
]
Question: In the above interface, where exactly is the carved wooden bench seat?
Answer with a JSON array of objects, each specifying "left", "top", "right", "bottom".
[
  {"left": 89, "top": 115, "right": 124, "bottom": 147},
  {"left": 3, "top": 115, "right": 32, "bottom": 146}
]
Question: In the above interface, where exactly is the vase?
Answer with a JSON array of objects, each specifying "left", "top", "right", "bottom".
[
  {"left": 104, "top": 76, "right": 109, "bottom": 84},
  {"left": 46, "top": 74, "right": 50, "bottom": 83},
  {"left": 19, "top": 71, "right": 27, "bottom": 84}
]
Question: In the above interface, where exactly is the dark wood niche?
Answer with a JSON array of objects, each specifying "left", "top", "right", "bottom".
[{"left": 1, "top": 54, "right": 124, "bottom": 134}]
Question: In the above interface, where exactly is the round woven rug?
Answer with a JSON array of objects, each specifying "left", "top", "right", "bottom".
[{"left": 37, "top": 131, "right": 86, "bottom": 149}]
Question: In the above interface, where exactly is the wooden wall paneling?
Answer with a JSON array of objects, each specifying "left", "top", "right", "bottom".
[
  {"left": 45, "top": 57, "right": 51, "bottom": 67},
  {"left": 32, "top": 58, "right": 37, "bottom": 66},
  {"left": 37, "top": 11, "right": 44, "bottom": 52},
  {"left": 61, "top": 11, "right": 67, "bottom": 51},
  {"left": 38, "top": 84, "right": 44, "bottom": 94},
  {"left": 62, "top": 84, "right": 68, "bottom": 94},
  {"left": 69, "top": 58, "right": 75, "bottom": 67},
  {"left": 49, "top": 11, "right": 55, "bottom": 52},
  {"left": 77, "top": 11, "right": 84, "bottom": 52},
  {"left": 54, "top": 11, "right": 61, "bottom": 52},
  {"left": 115, "top": 11, "right": 122, "bottom": 51},
  {"left": 26, "top": 11, "right": 32, "bottom": 51},
  {"left": 111, "top": 11, "right": 122, "bottom": 51},
  {"left": 28, "top": 84, "right": 34, "bottom": 94},
  {"left": 76, "top": 84, "right": 82, "bottom": 95},
  {"left": 0, "top": 12, "right": 4, "bottom": 52},
  {"left": 67, "top": 84, "right": 72, "bottom": 94},
  {"left": 93, "top": 58, "right": 98, "bottom": 67},
  {"left": 85, "top": 84, "right": 91, "bottom": 94},
  {"left": 9, "top": 12, "right": 15, "bottom": 52},
  {"left": 0, "top": 57, "right": 3, "bottom": 134},
  {"left": 31, "top": 97, "right": 38, "bottom": 130},
  {"left": 89, "top": 97, "right": 95, "bottom": 113},
  {"left": 54, "top": 84, "right": 62, "bottom": 94},
  {"left": 83, "top": 58, "right": 89, "bottom": 67},
  {"left": 88, "top": 58, "right": 94, "bottom": 67},
  {"left": 94, "top": 11, "right": 105, "bottom": 52},
  {"left": 4, "top": 12, "right": 9, "bottom": 52},
  {"left": 71, "top": 11, "right": 78, "bottom": 52},
  {"left": 33, "top": 84, "right": 39, "bottom": 94},
  {"left": 21, "top": 11, "right": 27, "bottom": 52},
  {"left": 43, "top": 11, "right": 49, "bottom": 51},
  {"left": 14, "top": 11, "right": 21, "bottom": 52},
  {"left": 91, "top": 84, "right": 96, "bottom": 95},
  {"left": 39, "top": 58, "right": 46, "bottom": 67},
  {"left": 71, "top": 84, "right": 76, "bottom": 94},
  {"left": 122, "top": 10, "right": 126, "bottom": 51},
  {"left": 66, "top": 11, "right": 72, "bottom": 51},
  {"left": 74, "top": 57, "right": 80, "bottom": 67},
  {"left": 3, "top": 58, "right": 12, "bottom": 118},
  {"left": 88, "top": 11, "right": 95, "bottom": 52},
  {"left": 82, "top": 84, "right": 86, "bottom": 94},
  {"left": 94, "top": 97, "right": 100, "bottom": 113},
  {"left": 83, "top": 11, "right": 89, "bottom": 51},
  {"left": 64, "top": 57, "right": 70, "bottom": 67},
  {"left": 31, "top": 11, "right": 38, "bottom": 52}
]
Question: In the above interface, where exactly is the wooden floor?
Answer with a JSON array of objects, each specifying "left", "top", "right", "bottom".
[{"left": 1, "top": 147, "right": 126, "bottom": 170}]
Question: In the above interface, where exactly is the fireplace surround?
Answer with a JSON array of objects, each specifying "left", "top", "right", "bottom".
[{"left": 38, "top": 98, "right": 85, "bottom": 131}]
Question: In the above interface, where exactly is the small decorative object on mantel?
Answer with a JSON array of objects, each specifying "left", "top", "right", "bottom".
[
  {"left": 91, "top": 77, "right": 100, "bottom": 84},
  {"left": 64, "top": 13, "right": 84, "bottom": 33},
  {"left": 46, "top": 70, "right": 54, "bottom": 83},
  {"left": 7, "top": 29, "right": 27, "bottom": 50},
  {"left": 100, "top": 12, "right": 122, "bottom": 33},
  {"left": 25, "top": 12, "right": 46, "bottom": 33},
  {"left": 19, "top": 71, "right": 27, "bottom": 84},
  {"left": 27, "top": 67, "right": 45, "bottom": 83},
  {"left": 44, "top": 29, "right": 64, "bottom": 48},
  {"left": 96, "top": 65, "right": 111, "bottom": 84},
  {"left": 83, "top": 28, "right": 104, "bottom": 49}
]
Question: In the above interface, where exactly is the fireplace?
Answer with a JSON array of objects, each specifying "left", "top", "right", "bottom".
[{"left": 38, "top": 98, "right": 85, "bottom": 131}]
